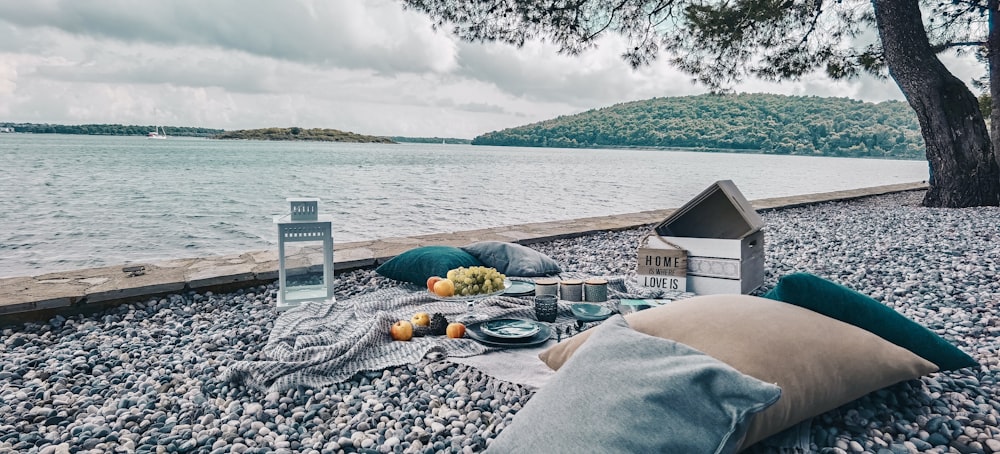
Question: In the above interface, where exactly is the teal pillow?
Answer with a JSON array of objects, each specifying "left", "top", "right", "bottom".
[
  {"left": 763, "top": 273, "right": 977, "bottom": 371},
  {"left": 460, "top": 241, "right": 562, "bottom": 276},
  {"left": 375, "top": 246, "right": 483, "bottom": 285},
  {"left": 486, "top": 315, "right": 781, "bottom": 453}
]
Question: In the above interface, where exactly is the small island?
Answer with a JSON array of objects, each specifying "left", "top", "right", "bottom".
[{"left": 212, "top": 127, "right": 395, "bottom": 143}]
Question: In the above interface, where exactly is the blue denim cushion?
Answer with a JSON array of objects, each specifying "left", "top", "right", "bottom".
[
  {"left": 460, "top": 241, "right": 561, "bottom": 277},
  {"left": 486, "top": 315, "right": 781, "bottom": 454}
]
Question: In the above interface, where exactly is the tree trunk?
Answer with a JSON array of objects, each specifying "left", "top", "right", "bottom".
[
  {"left": 873, "top": 0, "right": 1000, "bottom": 207},
  {"left": 989, "top": 0, "right": 1000, "bottom": 174}
]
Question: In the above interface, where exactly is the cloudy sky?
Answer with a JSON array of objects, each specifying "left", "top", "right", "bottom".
[{"left": 0, "top": 0, "right": 986, "bottom": 139}]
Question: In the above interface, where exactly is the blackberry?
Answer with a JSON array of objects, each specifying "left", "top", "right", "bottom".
[{"left": 429, "top": 313, "right": 449, "bottom": 335}]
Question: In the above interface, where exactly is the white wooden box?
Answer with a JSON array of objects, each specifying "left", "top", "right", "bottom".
[{"left": 650, "top": 180, "right": 765, "bottom": 295}]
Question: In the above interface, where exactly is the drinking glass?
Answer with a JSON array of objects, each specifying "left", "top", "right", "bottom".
[{"left": 534, "top": 294, "right": 558, "bottom": 322}]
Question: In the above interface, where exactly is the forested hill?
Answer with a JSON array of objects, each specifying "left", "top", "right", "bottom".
[
  {"left": 212, "top": 127, "right": 393, "bottom": 143},
  {"left": 472, "top": 93, "right": 926, "bottom": 159},
  {"left": 0, "top": 122, "right": 222, "bottom": 137}
]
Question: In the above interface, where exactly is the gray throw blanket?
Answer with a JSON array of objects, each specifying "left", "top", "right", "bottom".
[{"left": 224, "top": 274, "right": 678, "bottom": 392}]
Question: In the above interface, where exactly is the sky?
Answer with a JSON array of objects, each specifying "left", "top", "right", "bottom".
[{"left": 0, "top": 0, "right": 987, "bottom": 139}]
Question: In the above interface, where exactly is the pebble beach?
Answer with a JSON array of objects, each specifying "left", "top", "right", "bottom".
[{"left": 1, "top": 189, "right": 999, "bottom": 453}]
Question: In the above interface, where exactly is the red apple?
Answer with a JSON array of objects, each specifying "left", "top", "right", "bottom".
[
  {"left": 390, "top": 320, "right": 413, "bottom": 341},
  {"left": 446, "top": 322, "right": 466, "bottom": 339},
  {"left": 426, "top": 276, "right": 443, "bottom": 292},
  {"left": 411, "top": 312, "right": 431, "bottom": 327}
]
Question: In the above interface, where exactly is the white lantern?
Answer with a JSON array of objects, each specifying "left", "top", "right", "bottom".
[{"left": 273, "top": 197, "right": 335, "bottom": 311}]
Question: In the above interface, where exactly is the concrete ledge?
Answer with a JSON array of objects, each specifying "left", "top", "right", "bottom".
[{"left": 0, "top": 181, "right": 928, "bottom": 321}]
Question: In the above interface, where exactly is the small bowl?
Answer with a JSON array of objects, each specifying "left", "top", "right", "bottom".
[{"left": 570, "top": 303, "right": 612, "bottom": 322}]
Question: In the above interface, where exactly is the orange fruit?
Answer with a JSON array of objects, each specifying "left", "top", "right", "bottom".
[{"left": 433, "top": 279, "right": 455, "bottom": 297}]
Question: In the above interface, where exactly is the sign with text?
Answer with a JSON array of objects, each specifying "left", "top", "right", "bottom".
[{"left": 636, "top": 245, "right": 687, "bottom": 292}]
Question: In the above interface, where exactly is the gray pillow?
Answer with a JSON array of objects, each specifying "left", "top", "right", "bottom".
[
  {"left": 485, "top": 315, "right": 781, "bottom": 454},
  {"left": 460, "top": 241, "right": 561, "bottom": 276}
]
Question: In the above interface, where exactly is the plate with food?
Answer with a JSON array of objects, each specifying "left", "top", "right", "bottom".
[
  {"left": 425, "top": 266, "right": 510, "bottom": 300},
  {"left": 424, "top": 266, "right": 510, "bottom": 322},
  {"left": 426, "top": 278, "right": 511, "bottom": 302}
]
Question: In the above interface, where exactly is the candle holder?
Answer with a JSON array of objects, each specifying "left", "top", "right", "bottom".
[{"left": 273, "top": 198, "right": 334, "bottom": 311}]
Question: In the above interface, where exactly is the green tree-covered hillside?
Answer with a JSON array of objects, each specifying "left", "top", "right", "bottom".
[
  {"left": 213, "top": 127, "right": 393, "bottom": 143},
  {"left": 0, "top": 122, "right": 222, "bottom": 137},
  {"left": 472, "top": 94, "right": 925, "bottom": 159}
]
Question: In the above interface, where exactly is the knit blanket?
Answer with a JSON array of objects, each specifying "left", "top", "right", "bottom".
[{"left": 224, "top": 274, "right": 681, "bottom": 392}]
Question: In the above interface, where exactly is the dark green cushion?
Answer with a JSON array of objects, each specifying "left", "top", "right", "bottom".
[
  {"left": 375, "top": 246, "right": 483, "bottom": 285},
  {"left": 763, "top": 273, "right": 977, "bottom": 371}
]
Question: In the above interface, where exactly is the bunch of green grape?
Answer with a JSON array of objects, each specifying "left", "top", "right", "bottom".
[{"left": 447, "top": 266, "right": 506, "bottom": 296}]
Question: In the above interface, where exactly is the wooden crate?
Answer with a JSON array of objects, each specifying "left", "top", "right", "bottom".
[{"left": 650, "top": 180, "right": 765, "bottom": 295}]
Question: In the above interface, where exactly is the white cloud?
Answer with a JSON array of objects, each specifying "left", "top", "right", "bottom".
[
  {"left": 0, "top": 57, "right": 17, "bottom": 98},
  {"left": 0, "top": 0, "right": 986, "bottom": 138},
  {"left": 0, "top": 0, "right": 457, "bottom": 72}
]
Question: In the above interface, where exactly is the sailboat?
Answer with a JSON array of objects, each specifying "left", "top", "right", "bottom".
[
  {"left": 147, "top": 125, "right": 167, "bottom": 139},
  {"left": 148, "top": 109, "right": 167, "bottom": 139}
]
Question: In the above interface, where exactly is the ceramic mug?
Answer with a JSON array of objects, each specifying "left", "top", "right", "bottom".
[
  {"left": 559, "top": 279, "right": 584, "bottom": 302},
  {"left": 534, "top": 278, "right": 559, "bottom": 297},
  {"left": 584, "top": 278, "right": 608, "bottom": 302}
]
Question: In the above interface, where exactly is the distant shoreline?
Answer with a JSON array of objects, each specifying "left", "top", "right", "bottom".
[
  {"left": 0, "top": 126, "right": 927, "bottom": 162},
  {"left": 0, "top": 125, "right": 472, "bottom": 144}
]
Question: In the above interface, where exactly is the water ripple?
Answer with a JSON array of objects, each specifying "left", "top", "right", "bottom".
[{"left": 0, "top": 135, "right": 928, "bottom": 278}]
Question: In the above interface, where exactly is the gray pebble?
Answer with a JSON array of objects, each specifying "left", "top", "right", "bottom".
[{"left": 4, "top": 192, "right": 1000, "bottom": 453}]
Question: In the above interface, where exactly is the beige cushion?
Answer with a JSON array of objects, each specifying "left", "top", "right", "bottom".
[
  {"left": 486, "top": 315, "right": 782, "bottom": 453},
  {"left": 538, "top": 294, "right": 938, "bottom": 449}
]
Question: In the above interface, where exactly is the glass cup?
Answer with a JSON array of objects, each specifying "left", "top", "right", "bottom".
[{"left": 533, "top": 294, "right": 558, "bottom": 323}]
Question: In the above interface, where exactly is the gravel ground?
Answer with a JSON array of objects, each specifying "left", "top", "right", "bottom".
[{"left": 1, "top": 190, "right": 999, "bottom": 453}]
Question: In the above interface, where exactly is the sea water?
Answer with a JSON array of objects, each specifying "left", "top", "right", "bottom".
[{"left": 0, "top": 134, "right": 928, "bottom": 278}]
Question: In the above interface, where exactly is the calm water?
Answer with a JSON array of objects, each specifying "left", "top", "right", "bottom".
[{"left": 0, "top": 134, "right": 928, "bottom": 278}]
